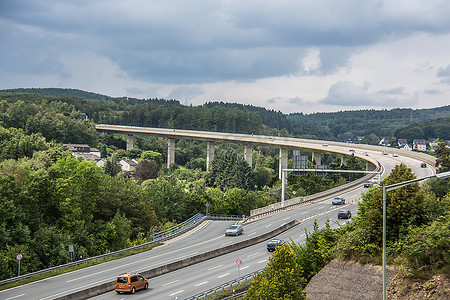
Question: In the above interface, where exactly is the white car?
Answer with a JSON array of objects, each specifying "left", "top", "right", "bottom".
[{"left": 225, "top": 224, "right": 244, "bottom": 236}]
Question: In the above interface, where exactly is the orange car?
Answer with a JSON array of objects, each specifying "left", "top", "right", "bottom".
[{"left": 115, "top": 273, "right": 148, "bottom": 294}]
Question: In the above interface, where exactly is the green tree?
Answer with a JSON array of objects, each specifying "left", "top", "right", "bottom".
[
  {"left": 100, "top": 144, "right": 107, "bottom": 158},
  {"left": 206, "top": 148, "right": 255, "bottom": 191},
  {"left": 141, "top": 150, "right": 163, "bottom": 168},
  {"left": 141, "top": 176, "right": 187, "bottom": 222},
  {"left": 134, "top": 159, "right": 159, "bottom": 183},
  {"left": 104, "top": 154, "right": 121, "bottom": 177},
  {"left": 435, "top": 142, "right": 450, "bottom": 173},
  {"left": 49, "top": 156, "right": 102, "bottom": 232},
  {"left": 245, "top": 243, "right": 307, "bottom": 300},
  {"left": 291, "top": 219, "right": 337, "bottom": 281}
]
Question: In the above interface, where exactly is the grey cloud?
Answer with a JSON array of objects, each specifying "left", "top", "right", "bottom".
[
  {"left": 379, "top": 87, "right": 405, "bottom": 95},
  {"left": 320, "top": 81, "right": 415, "bottom": 107},
  {"left": 423, "top": 89, "right": 442, "bottom": 95},
  {"left": 437, "top": 65, "right": 450, "bottom": 84},
  {"left": 2, "top": 0, "right": 450, "bottom": 84},
  {"left": 437, "top": 65, "right": 450, "bottom": 76},
  {"left": 167, "top": 86, "right": 204, "bottom": 102}
]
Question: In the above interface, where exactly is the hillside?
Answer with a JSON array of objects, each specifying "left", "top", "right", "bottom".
[
  {"left": 2, "top": 88, "right": 449, "bottom": 142},
  {"left": 288, "top": 107, "right": 450, "bottom": 141}
]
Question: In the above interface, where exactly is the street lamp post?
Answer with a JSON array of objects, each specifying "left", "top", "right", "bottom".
[{"left": 382, "top": 170, "right": 450, "bottom": 300}]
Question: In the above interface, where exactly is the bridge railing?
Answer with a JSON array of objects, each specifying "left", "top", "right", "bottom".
[
  {"left": 184, "top": 269, "right": 263, "bottom": 300},
  {"left": 152, "top": 213, "right": 206, "bottom": 241}
]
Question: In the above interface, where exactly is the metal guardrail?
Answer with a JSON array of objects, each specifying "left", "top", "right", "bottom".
[
  {"left": 152, "top": 213, "right": 205, "bottom": 241},
  {"left": 207, "top": 214, "right": 245, "bottom": 221},
  {"left": 0, "top": 213, "right": 207, "bottom": 286},
  {"left": 185, "top": 269, "right": 263, "bottom": 300}
]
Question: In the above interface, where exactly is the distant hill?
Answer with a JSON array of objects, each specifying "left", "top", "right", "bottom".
[
  {"left": 394, "top": 116, "right": 450, "bottom": 141},
  {"left": 288, "top": 107, "right": 450, "bottom": 141},
  {"left": 1, "top": 88, "right": 111, "bottom": 100},
  {"left": 1, "top": 88, "right": 449, "bottom": 141}
]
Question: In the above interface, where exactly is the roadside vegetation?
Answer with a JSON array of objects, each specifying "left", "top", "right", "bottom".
[
  {"left": 0, "top": 90, "right": 448, "bottom": 297},
  {"left": 244, "top": 143, "right": 449, "bottom": 299},
  {"left": 0, "top": 91, "right": 363, "bottom": 281}
]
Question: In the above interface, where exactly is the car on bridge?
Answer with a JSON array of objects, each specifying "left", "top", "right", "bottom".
[
  {"left": 332, "top": 196, "right": 345, "bottom": 205},
  {"left": 421, "top": 162, "right": 427, "bottom": 168},
  {"left": 115, "top": 273, "right": 148, "bottom": 294},
  {"left": 225, "top": 224, "right": 244, "bottom": 236},
  {"left": 338, "top": 210, "right": 352, "bottom": 219},
  {"left": 267, "top": 239, "right": 285, "bottom": 252}
]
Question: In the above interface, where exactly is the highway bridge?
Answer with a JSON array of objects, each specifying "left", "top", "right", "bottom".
[{"left": 0, "top": 126, "right": 436, "bottom": 300}]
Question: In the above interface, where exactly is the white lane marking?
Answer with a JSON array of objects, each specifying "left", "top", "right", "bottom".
[
  {"left": 217, "top": 273, "right": 229, "bottom": 278},
  {"left": 162, "top": 279, "right": 180, "bottom": 286},
  {"left": 282, "top": 217, "right": 290, "bottom": 220},
  {"left": 221, "top": 241, "right": 232, "bottom": 246},
  {"left": 195, "top": 281, "right": 208, "bottom": 286},
  {"left": 266, "top": 224, "right": 272, "bottom": 228},
  {"left": 241, "top": 266, "right": 250, "bottom": 270},
  {"left": 248, "top": 232, "right": 256, "bottom": 236},
  {"left": 64, "top": 234, "right": 225, "bottom": 282},
  {"left": 5, "top": 294, "right": 26, "bottom": 300},
  {"left": 258, "top": 260, "right": 267, "bottom": 263},
  {"left": 66, "top": 252, "right": 199, "bottom": 283},
  {"left": 247, "top": 252, "right": 259, "bottom": 257},
  {"left": 208, "top": 264, "right": 223, "bottom": 271},
  {"left": 300, "top": 212, "right": 308, "bottom": 214},
  {"left": 317, "top": 206, "right": 324, "bottom": 210},
  {"left": 169, "top": 290, "right": 184, "bottom": 296}
]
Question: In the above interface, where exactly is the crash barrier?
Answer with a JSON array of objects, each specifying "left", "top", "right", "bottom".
[
  {"left": 207, "top": 214, "right": 245, "bottom": 221},
  {"left": 245, "top": 163, "right": 382, "bottom": 222},
  {"left": 54, "top": 220, "right": 298, "bottom": 300},
  {"left": 152, "top": 213, "right": 206, "bottom": 241},
  {"left": 185, "top": 269, "right": 263, "bottom": 299},
  {"left": 0, "top": 213, "right": 207, "bottom": 286}
]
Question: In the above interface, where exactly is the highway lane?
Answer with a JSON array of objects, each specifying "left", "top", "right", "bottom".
[
  {"left": 92, "top": 200, "right": 361, "bottom": 299},
  {"left": 0, "top": 150, "right": 433, "bottom": 300},
  {"left": 90, "top": 151, "right": 434, "bottom": 299}
]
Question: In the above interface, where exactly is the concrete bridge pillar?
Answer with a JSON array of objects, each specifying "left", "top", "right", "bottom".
[
  {"left": 244, "top": 145, "right": 253, "bottom": 167},
  {"left": 312, "top": 151, "right": 321, "bottom": 165},
  {"left": 126, "top": 134, "right": 134, "bottom": 151},
  {"left": 167, "top": 138, "right": 175, "bottom": 168},
  {"left": 207, "top": 142, "right": 215, "bottom": 171},
  {"left": 279, "top": 148, "right": 288, "bottom": 179},
  {"left": 341, "top": 155, "right": 348, "bottom": 166}
]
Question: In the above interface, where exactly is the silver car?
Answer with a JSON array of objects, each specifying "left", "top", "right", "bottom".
[{"left": 225, "top": 224, "right": 244, "bottom": 236}]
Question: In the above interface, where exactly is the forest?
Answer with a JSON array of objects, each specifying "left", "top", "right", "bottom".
[
  {"left": 1, "top": 89, "right": 449, "bottom": 298},
  {"left": 0, "top": 90, "right": 365, "bottom": 280},
  {"left": 3, "top": 88, "right": 449, "bottom": 142}
]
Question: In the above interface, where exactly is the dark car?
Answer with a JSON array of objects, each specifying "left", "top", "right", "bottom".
[
  {"left": 363, "top": 181, "right": 373, "bottom": 188},
  {"left": 225, "top": 224, "right": 244, "bottom": 236},
  {"left": 338, "top": 210, "right": 352, "bottom": 219},
  {"left": 267, "top": 239, "right": 285, "bottom": 252},
  {"left": 332, "top": 197, "right": 345, "bottom": 205},
  {"left": 421, "top": 162, "right": 427, "bottom": 168}
]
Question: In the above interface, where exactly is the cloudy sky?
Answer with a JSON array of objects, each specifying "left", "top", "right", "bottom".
[{"left": 1, "top": 0, "right": 450, "bottom": 114}]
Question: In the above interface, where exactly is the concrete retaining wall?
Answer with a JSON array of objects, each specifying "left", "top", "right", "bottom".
[{"left": 55, "top": 220, "right": 298, "bottom": 300}]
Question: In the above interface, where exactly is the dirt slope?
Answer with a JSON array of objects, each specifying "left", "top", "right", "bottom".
[
  {"left": 304, "top": 260, "right": 395, "bottom": 300},
  {"left": 304, "top": 260, "right": 449, "bottom": 300}
]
